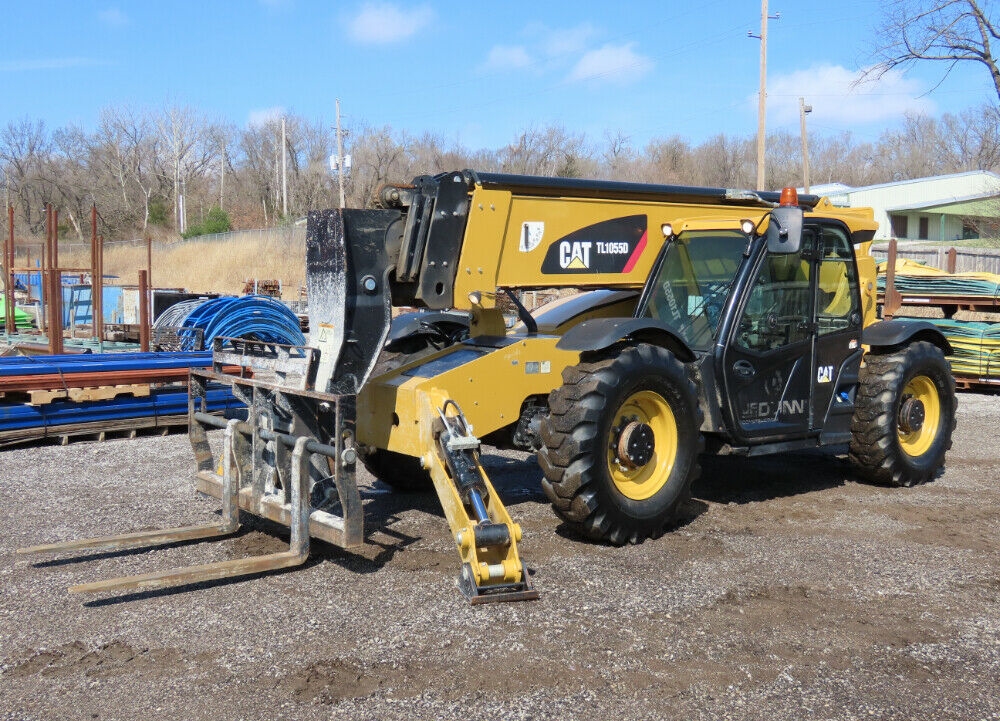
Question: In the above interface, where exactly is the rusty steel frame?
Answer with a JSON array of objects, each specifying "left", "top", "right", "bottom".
[
  {"left": 138, "top": 269, "right": 150, "bottom": 352},
  {"left": 91, "top": 205, "right": 104, "bottom": 345},
  {"left": 44, "top": 205, "right": 64, "bottom": 355},
  {"left": 4, "top": 202, "right": 107, "bottom": 345},
  {"left": 4, "top": 204, "right": 13, "bottom": 336}
]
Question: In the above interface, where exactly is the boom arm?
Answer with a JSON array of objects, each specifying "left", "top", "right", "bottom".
[{"left": 375, "top": 170, "right": 821, "bottom": 315}]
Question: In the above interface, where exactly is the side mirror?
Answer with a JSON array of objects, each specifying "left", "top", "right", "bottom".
[{"left": 765, "top": 205, "right": 804, "bottom": 255}]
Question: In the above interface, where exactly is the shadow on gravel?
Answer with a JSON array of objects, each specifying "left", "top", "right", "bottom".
[
  {"left": 480, "top": 453, "right": 548, "bottom": 504},
  {"left": 552, "top": 497, "right": 711, "bottom": 545},
  {"left": 359, "top": 450, "right": 546, "bottom": 521},
  {"left": 694, "top": 449, "right": 850, "bottom": 504}
]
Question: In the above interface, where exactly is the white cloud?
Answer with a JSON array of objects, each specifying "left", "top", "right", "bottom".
[
  {"left": 98, "top": 8, "right": 128, "bottom": 26},
  {"left": 542, "top": 24, "right": 595, "bottom": 58},
  {"left": 516, "top": 23, "right": 594, "bottom": 59},
  {"left": 766, "top": 64, "right": 936, "bottom": 126},
  {"left": 568, "top": 43, "right": 653, "bottom": 84},
  {"left": 482, "top": 45, "right": 532, "bottom": 71},
  {"left": 348, "top": 2, "right": 433, "bottom": 44},
  {"left": 248, "top": 106, "right": 286, "bottom": 126},
  {"left": 0, "top": 58, "right": 103, "bottom": 72}
]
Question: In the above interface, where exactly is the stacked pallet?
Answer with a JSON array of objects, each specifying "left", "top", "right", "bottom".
[
  {"left": 877, "top": 258, "right": 1000, "bottom": 298},
  {"left": 878, "top": 257, "right": 1000, "bottom": 387},
  {"left": 925, "top": 319, "right": 1000, "bottom": 387}
]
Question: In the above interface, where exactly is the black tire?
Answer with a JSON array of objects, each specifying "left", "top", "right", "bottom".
[
  {"left": 359, "top": 448, "right": 433, "bottom": 492},
  {"left": 537, "top": 343, "right": 704, "bottom": 545},
  {"left": 850, "top": 341, "right": 957, "bottom": 487}
]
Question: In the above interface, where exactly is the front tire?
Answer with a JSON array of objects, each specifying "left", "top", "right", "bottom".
[
  {"left": 849, "top": 341, "right": 956, "bottom": 487},
  {"left": 537, "top": 344, "right": 703, "bottom": 545}
]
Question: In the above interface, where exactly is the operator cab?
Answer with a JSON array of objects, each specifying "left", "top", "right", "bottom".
[{"left": 637, "top": 189, "right": 864, "bottom": 450}]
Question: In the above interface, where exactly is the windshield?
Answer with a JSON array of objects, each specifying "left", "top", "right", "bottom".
[{"left": 640, "top": 230, "right": 747, "bottom": 350}]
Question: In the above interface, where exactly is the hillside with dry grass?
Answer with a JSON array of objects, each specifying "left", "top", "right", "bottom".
[{"left": 54, "top": 227, "right": 306, "bottom": 299}]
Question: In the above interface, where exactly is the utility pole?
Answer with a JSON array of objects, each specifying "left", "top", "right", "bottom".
[
  {"left": 281, "top": 116, "right": 288, "bottom": 217},
  {"left": 749, "top": 1, "right": 780, "bottom": 190},
  {"left": 336, "top": 99, "right": 346, "bottom": 209},
  {"left": 179, "top": 178, "right": 187, "bottom": 234},
  {"left": 799, "top": 98, "right": 813, "bottom": 193},
  {"left": 220, "top": 139, "right": 226, "bottom": 210}
]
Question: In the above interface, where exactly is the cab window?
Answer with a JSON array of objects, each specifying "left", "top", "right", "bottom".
[{"left": 815, "top": 226, "right": 859, "bottom": 335}]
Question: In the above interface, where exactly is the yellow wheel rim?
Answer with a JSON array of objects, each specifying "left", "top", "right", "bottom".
[
  {"left": 607, "top": 390, "right": 678, "bottom": 501},
  {"left": 898, "top": 375, "right": 941, "bottom": 458}
]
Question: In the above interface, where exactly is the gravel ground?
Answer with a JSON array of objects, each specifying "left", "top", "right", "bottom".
[{"left": 2, "top": 393, "right": 999, "bottom": 720}]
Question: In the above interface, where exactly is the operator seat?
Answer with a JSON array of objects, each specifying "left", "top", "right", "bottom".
[{"left": 818, "top": 246, "right": 852, "bottom": 317}]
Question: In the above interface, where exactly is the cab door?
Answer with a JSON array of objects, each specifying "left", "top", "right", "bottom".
[
  {"left": 720, "top": 240, "right": 816, "bottom": 443},
  {"left": 810, "top": 223, "right": 864, "bottom": 441}
]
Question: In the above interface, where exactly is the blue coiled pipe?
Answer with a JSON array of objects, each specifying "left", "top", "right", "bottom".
[{"left": 178, "top": 295, "right": 305, "bottom": 350}]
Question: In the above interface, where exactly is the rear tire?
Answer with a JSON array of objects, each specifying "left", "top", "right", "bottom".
[
  {"left": 537, "top": 343, "right": 703, "bottom": 545},
  {"left": 849, "top": 341, "right": 956, "bottom": 487}
]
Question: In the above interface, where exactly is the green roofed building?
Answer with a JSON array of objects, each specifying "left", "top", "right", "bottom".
[{"left": 812, "top": 171, "right": 1000, "bottom": 242}]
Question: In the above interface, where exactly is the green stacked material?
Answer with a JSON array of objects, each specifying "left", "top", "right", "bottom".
[
  {"left": 0, "top": 295, "right": 33, "bottom": 329},
  {"left": 876, "top": 258, "right": 1000, "bottom": 298},
  {"left": 927, "top": 319, "right": 1000, "bottom": 379}
]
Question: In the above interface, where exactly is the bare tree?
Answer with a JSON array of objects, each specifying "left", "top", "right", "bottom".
[
  {"left": 939, "top": 103, "right": 1000, "bottom": 169},
  {"left": 91, "top": 107, "right": 167, "bottom": 233},
  {"left": 809, "top": 133, "right": 880, "bottom": 187},
  {"left": 7, "top": 95, "right": 1000, "bottom": 242},
  {"left": 238, "top": 118, "right": 281, "bottom": 224},
  {"left": 601, "top": 130, "right": 637, "bottom": 180},
  {"left": 866, "top": 0, "right": 1000, "bottom": 101},
  {"left": 640, "top": 136, "right": 695, "bottom": 184},
  {"left": 763, "top": 131, "right": 807, "bottom": 190},
  {"left": 408, "top": 132, "right": 477, "bottom": 176},
  {"left": 498, "top": 126, "right": 594, "bottom": 178},
  {"left": 346, "top": 125, "right": 412, "bottom": 207},
  {"left": 693, "top": 134, "right": 755, "bottom": 188},
  {"left": 285, "top": 117, "right": 336, "bottom": 214},
  {"left": 155, "top": 106, "right": 217, "bottom": 231},
  {"left": 0, "top": 118, "right": 52, "bottom": 231}
]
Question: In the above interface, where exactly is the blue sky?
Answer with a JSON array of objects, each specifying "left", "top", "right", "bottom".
[{"left": 1, "top": 1, "right": 994, "bottom": 151}]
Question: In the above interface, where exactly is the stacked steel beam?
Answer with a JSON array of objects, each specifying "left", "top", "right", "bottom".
[
  {"left": 0, "top": 351, "right": 215, "bottom": 392},
  {"left": 0, "top": 351, "right": 242, "bottom": 446}
]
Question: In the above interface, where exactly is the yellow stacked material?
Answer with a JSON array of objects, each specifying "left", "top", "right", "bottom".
[{"left": 929, "top": 319, "right": 1000, "bottom": 379}]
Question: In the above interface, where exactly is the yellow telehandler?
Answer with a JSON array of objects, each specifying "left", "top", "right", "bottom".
[{"left": 19, "top": 171, "right": 956, "bottom": 603}]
